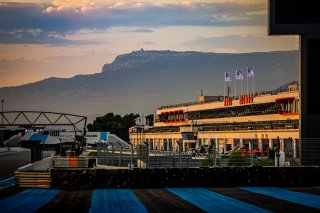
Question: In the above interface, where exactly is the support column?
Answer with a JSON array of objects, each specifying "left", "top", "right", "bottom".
[
  {"left": 258, "top": 138, "right": 263, "bottom": 151},
  {"left": 217, "top": 138, "right": 221, "bottom": 154},
  {"left": 280, "top": 138, "right": 284, "bottom": 152},
  {"left": 154, "top": 139, "right": 158, "bottom": 150},
  {"left": 292, "top": 139, "right": 296, "bottom": 158},
  {"left": 300, "top": 35, "right": 320, "bottom": 165},
  {"left": 269, "top": 139, "right": 273, "bottom": 149},
  {"left": 159, "top": 139, "right": 163, "bottom": 151},
  {"left": 240, "top": 138, "right": 244, "bottom": 147},
  {"left": 269, "top": 0, "right": 320, "bottom": 166}
]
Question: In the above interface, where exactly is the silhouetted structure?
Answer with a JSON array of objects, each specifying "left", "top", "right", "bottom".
[{"left": 269, "top": 0, "right": 320, "bottom": 165}]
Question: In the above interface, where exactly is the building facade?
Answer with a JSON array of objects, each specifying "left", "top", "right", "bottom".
[{"left": 130, "top": 84, "right": 299, "bottom": 159}]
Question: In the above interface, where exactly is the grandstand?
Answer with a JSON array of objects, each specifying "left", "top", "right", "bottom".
[{"left": 129, "top": 83, "right": 300, "bottom": 164}]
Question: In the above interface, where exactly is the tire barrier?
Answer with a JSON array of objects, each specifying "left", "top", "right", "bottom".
[
  {"left": 50, "top": 167, "right": 320, "bottom": 190},
  {"left": 15, "top": 171, "right": 51, "bottom": 188}
]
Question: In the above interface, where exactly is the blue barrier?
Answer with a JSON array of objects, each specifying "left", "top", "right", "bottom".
[
  {"left": 0, "top": 188, "right": 60, "bottom": 213},
  {"left": 90, "top": 189, "right": 148, "bottom": 213},
  {"left": 0, "top": 152, "right": 15, "bottom": 157},
  {"left": 166, "top": 188, "right": 271, "bottom": 213},
  {"left": 0, "top": 177, "right": 15, "bottom": 189},
  {"left": 240, "top": 187, "right": 320, "bottom": 209}
]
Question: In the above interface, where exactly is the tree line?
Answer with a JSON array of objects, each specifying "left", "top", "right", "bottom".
[{"left": 87, "top": 113, "right": 153, "bottom": 141}]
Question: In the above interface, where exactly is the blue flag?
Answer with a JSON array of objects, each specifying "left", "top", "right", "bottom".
[
  {"left": 247, "top": 67, "right": 254, "bottom": 77},
  {"left": 225, "top": 72, "right": 232, "bottom": 81},
  {"left": 236, "top": 69, "right": 243, "bottom": 80}
]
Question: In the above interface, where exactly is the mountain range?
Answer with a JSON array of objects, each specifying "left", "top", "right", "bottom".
[{"left": 0, "top": 50, "right": 299, "bottom": 123}]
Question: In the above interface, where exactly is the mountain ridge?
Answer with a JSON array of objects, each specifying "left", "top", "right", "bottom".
[{"left": 0, "top": 50, "right": 299, "bottom": 122}]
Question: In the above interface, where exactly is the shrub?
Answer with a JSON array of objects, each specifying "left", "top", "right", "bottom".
[{"left": 228, "top": 150, "right": 250, "bottom": 167}]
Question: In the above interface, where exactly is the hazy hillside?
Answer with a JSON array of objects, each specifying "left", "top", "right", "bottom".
[{"left": 0, "top": 50, "right": 298, "bottom": 122}]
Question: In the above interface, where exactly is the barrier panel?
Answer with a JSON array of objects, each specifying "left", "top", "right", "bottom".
[
  {"left": 50, "top": 167, "right": 320, "bottom": 190},
  {"left": 15, "top": 171, "right": 51, "bottom": 188},
  {"left": 69, "top": 157, "right": 78, "bottom": 168}
]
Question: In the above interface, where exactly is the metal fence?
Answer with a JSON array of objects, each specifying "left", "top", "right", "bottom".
[{"left": 95, "top": 138, "right": 320, "bottom": 168}]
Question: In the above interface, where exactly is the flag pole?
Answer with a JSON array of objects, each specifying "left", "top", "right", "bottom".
[
  {"left": 235, "top": 70, "right": 237, "bottom": 98},
  {"left": 224, "top": 75, "right": 225, "bottom": 98},
  {"left": 241, "top": 79, "right": 243, "bottom": 96},
  {"left": 253, "top": 75, "right": 255, "bottom": 96},
  {"left": 253, "top": 65, "right": 255, "bottom": 95},
  {"left": 246, "top": 67, "right": 248, "bottom": 95}
]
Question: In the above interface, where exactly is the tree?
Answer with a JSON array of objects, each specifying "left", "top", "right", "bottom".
[{"left": 87, "top": 113, "right": 139, "bottom": 141}]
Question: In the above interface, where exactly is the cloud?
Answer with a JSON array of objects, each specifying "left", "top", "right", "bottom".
[
  {"left": 0, "top": 28, "right": 107, "bottom": 45},
  {"left": 0, "top": 1, "right": 267, "bottom": 44},
  {"left": 142, "top": 40, "right": 155, "bottom": 45},
  {"left": 121, "top": 28, "right": 154, "bottom": 33}
]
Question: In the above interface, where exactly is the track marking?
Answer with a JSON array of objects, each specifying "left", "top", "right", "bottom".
[
  {"left": 240, "top": 187, "right": 320, "bottom": 209},
  {"left": 0, "top": 188, "right": 61, "bottom": 213},
  {"left": 89, "top": 189, "right": 148, "bottom": 213},
  {"left": 166, "top": 188, "right": 271, "bottom": 213}
]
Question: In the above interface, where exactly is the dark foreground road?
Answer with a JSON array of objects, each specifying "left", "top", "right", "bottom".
[
  {"left": 0, "top": 187, "right": 320, "bottom": 212},
  {"left": 0, "top": 150, "right": 54, "bottom": 180}
]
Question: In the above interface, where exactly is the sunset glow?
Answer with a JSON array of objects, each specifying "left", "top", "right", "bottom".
[{"left": 0, "top": 0, "right": 297, "bottom": 87}]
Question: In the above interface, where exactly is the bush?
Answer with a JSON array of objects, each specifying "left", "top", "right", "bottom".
[
  {"left": 201, "top": 154, "right": 220, "bottom": 167},
  {"left": 228, "top": 150, "right": 250, "bottom": 167},
  {"left": 254, "top": 158, "right": 274, "bottom": 166}
]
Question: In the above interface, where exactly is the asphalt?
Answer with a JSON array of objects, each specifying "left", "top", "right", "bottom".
[
  {"left": 36, "top": 190, "right": 93, "bottom": 213},
  {"left": 0, "top": 187, "right": 320, "bottom": 212},
  {"left": 133, "top": 188, "right": 206, "bottom": 213},
  {"left": 0, "top": 150, "right": 54, "bottom": 180}
]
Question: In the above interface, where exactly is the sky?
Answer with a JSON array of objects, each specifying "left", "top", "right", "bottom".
[{"left": 0, "top": 0, "right": 298, "bottom": 87}]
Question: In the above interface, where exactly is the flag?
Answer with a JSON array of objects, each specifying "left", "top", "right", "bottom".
[
  {"left": 225, "top": 72, "right": 232, "bottom": 81},
  {"left": 247, "top": 67, "right": 254, "bottom": 77},
  {"left": 236, "top": 69, "right": 244, "bottom": 80}
]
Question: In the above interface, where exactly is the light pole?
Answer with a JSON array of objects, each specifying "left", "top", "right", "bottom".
[
  {"left": 289, "top": 137, "right": 294, "bottom": 167},
  {"left": 1, "top": 99, "right": 4, "bottom": 147},
  {"left": 117, "top": 142, "right": 123, "bottom": 167},
  {"left": 211, "top": 139, "right": 217, "bottom": 167},
  {"left": 249, "top": 139, "right": 253, "bottom": 167},
  {"left": 127, "top": 141, "right": 134, "bottom": 169},
  {"left": 143, "top": 141, "right": 149, "bottom": 168},
  {"left": 176, "top": 140, "right": 182, "bottom": 168},
  {"left": 58, "top": 137, "right": 62, "bottom": 156}
]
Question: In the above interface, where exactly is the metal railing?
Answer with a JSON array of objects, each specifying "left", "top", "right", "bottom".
[
  {"left": 93, "top": 137, "right": 320, "bottom": 168},
  {"left": 158, "top": 87, "right": 293, "bottom": 110}
]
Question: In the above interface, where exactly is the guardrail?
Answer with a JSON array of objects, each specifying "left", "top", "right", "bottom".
[{"left": 52, "top": 157, "right": 96, "bottom": 168}]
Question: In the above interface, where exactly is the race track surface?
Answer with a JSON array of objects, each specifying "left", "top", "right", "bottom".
[{"left": 0, "top": 187, "right": 319, "bottom": 213}]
